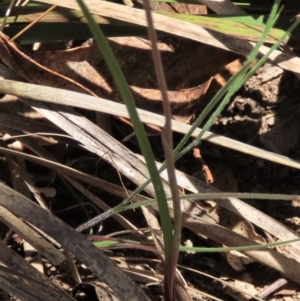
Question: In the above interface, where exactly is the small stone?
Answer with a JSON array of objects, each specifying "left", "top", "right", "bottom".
[{"left": 258, "top": 66, "right": 283, "bottom": 83}]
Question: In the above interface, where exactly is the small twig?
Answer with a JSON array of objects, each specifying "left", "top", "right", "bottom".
[
  {"left": 249, "top": 278, "right": 288, "bottom": 301},
  {"left": 193, "top": 146, "right": 214, "bottom": 184},
  {"left": 10, "top": 4, "right": 57, "bottom": 42}
]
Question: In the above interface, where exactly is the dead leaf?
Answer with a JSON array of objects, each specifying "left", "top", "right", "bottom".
[
  {"left": 31, "top": 36, "right": 241, "bottom": 128},
  {"left": 0, "top": 32, "right": 95, "bottom": 95}
]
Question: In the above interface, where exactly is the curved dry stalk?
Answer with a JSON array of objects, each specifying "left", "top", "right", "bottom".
[{"left": 1, "top": 79, "right": 300, "bottom": 170}]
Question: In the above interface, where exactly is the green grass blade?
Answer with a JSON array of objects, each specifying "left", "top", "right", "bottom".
[
  {"left": 173, "top": 0, "right": 296, "bottom": 160},
  {"left": 94, "top": 237, "right": 300, "bottom": 253},
  {"left": 75, "top": 0, "right": 173, "bottom": 259},
  {"left": 98, "top": 0, "right": 299, "bottom": 220},
  {"left": 90, "top": 193, "right": 299, "bottom": 220}
]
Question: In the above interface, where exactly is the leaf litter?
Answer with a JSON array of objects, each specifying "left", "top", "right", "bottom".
[{"left": 0, "top": 3, "right": 300, "bottom": 301}]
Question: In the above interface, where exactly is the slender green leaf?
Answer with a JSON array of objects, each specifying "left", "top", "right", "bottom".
[{"left": 75, "top": 0, "right": 173, "bottom": 263}]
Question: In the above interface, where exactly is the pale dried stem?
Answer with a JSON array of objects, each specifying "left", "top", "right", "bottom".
[{"left": 142, "top": 0, "right": 182, "bottom": 299}]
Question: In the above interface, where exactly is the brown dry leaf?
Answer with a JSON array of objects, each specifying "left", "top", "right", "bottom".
[
  {"left": 0, "top": 31, "right": 241, "bottom": 135},
  {"left": 0, "top": 31, "right": 104, "bottom": 138},
  {"left": 31, "top": 36, "right": 241, "bottom": 128},
  {"left": 37, "top": 0, "right": 300, "bottom": 75},
  {"left": 31, "top": 44, "right": 111, "bottom": 97},
  {"left": 0, "top": 32, "right": 95, "bottom": 95}
]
